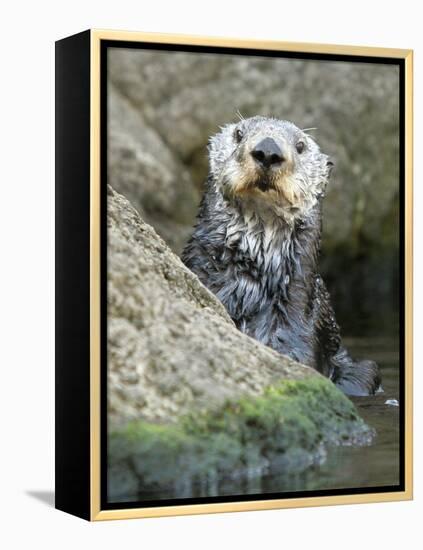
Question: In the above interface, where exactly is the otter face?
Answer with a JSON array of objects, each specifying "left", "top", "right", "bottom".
[{"left": 209, "top": 116, "right": 332, "bottom": 219}]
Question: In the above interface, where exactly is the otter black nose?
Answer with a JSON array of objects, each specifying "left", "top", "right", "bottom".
[{"left": 251, "top": 138, "right": 284, "bottom": 168}]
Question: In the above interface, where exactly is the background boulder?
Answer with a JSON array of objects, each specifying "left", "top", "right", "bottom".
[{"left": 107, "top": 48, "right": 400, "bottom": 333}]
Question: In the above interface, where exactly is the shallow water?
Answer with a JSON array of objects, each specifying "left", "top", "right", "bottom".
[{"left": 259, "top": 337, "right": 401, "bottom": 494}]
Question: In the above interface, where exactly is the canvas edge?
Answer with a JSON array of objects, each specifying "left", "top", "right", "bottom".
[{"left": 88, "top": 29, "right": 413, "bottom": 522}]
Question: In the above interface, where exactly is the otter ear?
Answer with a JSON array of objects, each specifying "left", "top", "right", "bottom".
[
  {"left": 318, "top": 157, "right": 333, "bottom": 199},
  {"left": 207, "top": 132, "right": 223, "bottom": 174},
  {"left": 208, "top": 124, "right": 236, "bottom": 174},
  {"left": 326, "top": 158, "right": 334, "bottom": 178}
]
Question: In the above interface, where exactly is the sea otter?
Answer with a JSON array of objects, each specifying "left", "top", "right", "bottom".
[{"left": 182, "top": 116, "right": 381, "bottom": 396}]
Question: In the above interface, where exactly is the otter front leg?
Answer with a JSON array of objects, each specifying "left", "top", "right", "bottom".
[{"left": 313, "top": 276, "right": 381, "bottom": 396}]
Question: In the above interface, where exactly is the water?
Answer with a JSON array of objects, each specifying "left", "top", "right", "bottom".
[{"left": 259, "top": 337, "right": 401, "bottom": 493}]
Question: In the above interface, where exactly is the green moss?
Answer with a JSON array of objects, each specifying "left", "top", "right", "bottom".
[{"left": 108, "top": 376, "right": 373, "bottom": 501}]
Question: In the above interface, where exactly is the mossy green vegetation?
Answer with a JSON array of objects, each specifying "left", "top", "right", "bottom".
[{"left": 108, "top": 376, "right": 374, "bottom": 502}]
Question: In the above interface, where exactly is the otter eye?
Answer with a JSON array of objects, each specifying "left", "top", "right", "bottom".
[
  {"left": 235, "top": 128, "right": 243, "bottom": 143},
  {"left": 296, "top": 141, "right": 305, "bottom": 154}
]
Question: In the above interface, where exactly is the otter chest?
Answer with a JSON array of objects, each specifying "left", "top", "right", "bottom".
[
  {"left": 211, "top": 218, "right": 317, "bottom": 365},
  {"left": 215, "top": 220, "right": 296, "bottom": 315}
]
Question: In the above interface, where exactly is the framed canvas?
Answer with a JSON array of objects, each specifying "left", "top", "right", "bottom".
[{"left": 55, "top": 29, "right": 413, "bottom": 521}]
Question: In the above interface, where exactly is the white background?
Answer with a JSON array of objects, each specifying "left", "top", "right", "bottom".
[{"left": 0, "top": 0, "right": 421, "bottom": 548}]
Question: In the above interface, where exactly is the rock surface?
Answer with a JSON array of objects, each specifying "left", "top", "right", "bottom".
[
  {"left": 107, "top": 186, "right": 373, "bottom": 501},
  {"left": 107, "top": 185, "right": 317, "bottom": 427},
  {"left": 109, "top": 377, "right": 373, "bottom": 502},
  {"left": 108, "top": 82, "right": 199, "bottom": 253}
]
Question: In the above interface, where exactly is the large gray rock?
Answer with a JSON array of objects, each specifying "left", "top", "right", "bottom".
[
  {"left": 107, "top": 186, "right": 374, "bottom": 501},
  {"left": 107, "top": 185, "right": 317, "bottom": 426}
]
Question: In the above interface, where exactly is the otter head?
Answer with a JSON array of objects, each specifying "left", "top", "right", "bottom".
[{"left": 208, "top": 116, "right": 333, "bottom": 221}]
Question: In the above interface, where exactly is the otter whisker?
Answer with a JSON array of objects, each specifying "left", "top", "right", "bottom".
[{"left": 235, "top": 109, "right": 245, "bottom": 121}]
